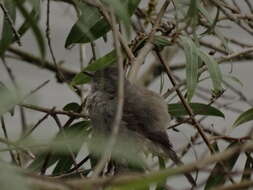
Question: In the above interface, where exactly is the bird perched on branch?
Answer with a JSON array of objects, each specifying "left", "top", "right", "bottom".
[{"left": 87, "top": 66, "right": 196, "bottom": 186}]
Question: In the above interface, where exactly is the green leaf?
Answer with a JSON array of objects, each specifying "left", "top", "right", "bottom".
[
  {"left": 65, "top": 0, "right": 140, "bottom": 46},
  {"left": 18, "top": 0, "right": 40, "bottom": 37},
  {"left": 63, "top": 102, "right": 81, "bottom": 112},
  {"left": 154, "top": 36, "right": 172, "bottom": 49},
  {"left": 214, "top": 28, "right": 230, "bottom": 53},
  {"left": 185, "top": 0, "right": 199, "bottom": 27},
  {"left": 85, "top": 50, "right": 116, "bottom": 72},
  {"left": 233, "top": 108, "right": 253, "bottom": 127},
  {"left": 28, "top": 121, "right": 90, "bottom": 171},
  {"left": 51, "top": 121, "right": 90, "bottom": 153},
  {"left": 71, "top": 50, "right": 116, "bottom": 85},
  {"left": 28, "top": 153, "right": 59, "bottom": 171},
  {"left": 197, "top": 50, "right": 223, "bottom": 92},
  {"left": 65, "top": 2, "right": 102, "bottom": 48},
  {"left": 52, "top": 155, "right": 74, "bottom": 175},
  {"left": 168, "top": 103, "right": 225, "bottom": 118},
  {"left": 204, "top": 142, "right": 240, "bottom": 190},
  {"left": 198, "top": 6, "right": 230, "bottom": 52},
  {"left": 180, "top": 36, "right": 199, "bottom": 102},
  {"left": 0, "top": 0, "right": 41, "bottom": 54},
  {"left": 0, "top": 1, "right": 16, "bottom": 56},
  {"left": 14, "top": 0, "right": 45, "bottom": 59},
  {"left": 71, "top": 73, "right": 91, "bottom": 85},
  {"left": 52, "top": 121, "right": 90, "bottom": 175},
  {"left": 102, "top": 0, "right": 131, "bottom": 35},
  {"left": 0, "top": 82, "right": 18, "bottom": 116},
  {"left": 197, "top": 3, "right": 213, "bottom": 25},
  {"left": 0, "top": 162, "right": 30, "bottom": 190}
]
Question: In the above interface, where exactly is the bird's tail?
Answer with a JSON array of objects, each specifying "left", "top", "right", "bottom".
[
  {"left": 145, "top": 130, "right": 196, "bottom": 186},
  {"left": 161, "top": 144, "right": 196, "bottom": 187}
]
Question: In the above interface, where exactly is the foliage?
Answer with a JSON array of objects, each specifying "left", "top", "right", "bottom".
[{"left": 0, "top": 0, "right": 253, "bottom": 190}]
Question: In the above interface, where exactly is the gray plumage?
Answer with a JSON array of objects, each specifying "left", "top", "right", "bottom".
[{"left": 87, "top": 67, "right": 195, "bottom": 186}]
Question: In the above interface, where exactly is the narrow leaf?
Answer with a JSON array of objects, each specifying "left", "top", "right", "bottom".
[
  {"left": 197, "top": 50, "right": 223, "bottom": 92},
  {"left": 52, "top": 121, "right": 89, "bottom": 175},
  {"left": 233, "top": 108, "right": 253, "bottom": 127},
  {"left": 65, "top": 2, "right": 102, "bottom": 48},
  {"left": 85, "top": 50, "right": 116, "bottom": 72},
  {"left": 65, "top": 0, "right": 140, "bottom": 46},
  {"left": 185, "top": 0, "right": 199, "bottom": 27},
  {"left": 0, "top": 1, "right": 16, "bottom": 56},
  {"left": 52, "top": 155, "right": 74, "bottom": 175},
  {"left": 102, "top": 0, "right": 131, "bottom": 35},
  {"left": 180, "top": 36, "right": 199, "bottom": 102},
  {"left": 14, "top": 0, "right": 45, "bottom": 59},
  {"left": 168, "top": 103, "right": 225, "bottom": 118},
  {"left": 18, "top": 0, "right": 40, "bottom": 37},
  {"left": 198, "top": 5, "right": 230, "bottom": 52},
  {"left": 154, "top": 36, "right": 172, "bottom": 49},
  {"left": 71, "top": 73, "right": 91, "bottom": 86},
  {"left": 28, "top": 153, "right": 59, "bottom": 171},
  {"left": 0, "top": 82, "right": 18, "bottom": 116},
  {"left": 28, "top": 121, "right": 90, "bottom": 171},
  {"left": 71, "top": 50, "right": 116, "bottom": 85}
]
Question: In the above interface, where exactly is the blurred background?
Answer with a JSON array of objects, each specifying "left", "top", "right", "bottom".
[{"left": 0, "top": 0, "right": 253, "bottom": 189}]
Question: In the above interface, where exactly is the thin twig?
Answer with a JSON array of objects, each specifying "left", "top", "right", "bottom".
[
  {"left": 1, "top": 116, "right": 17, "bottom": 164},
  {"left": 0, "top": 137, "right": 35, "bottom": 159},
  {"left": 7, "top": 47, "right": 76, "bottom": 81},
  {"left": 218, "top": 47, "right": 253, "bottom": 63},
  {"left": 25, "top": 80, "right": 50, "bottom": 99},
  {"left": 81, "top": 0, "right": 135, "bottom": 62},
  {"left": 79, "top": 45, "right": 85, "bottom": 100},
  {"left": 90, "top": 42, "right": 97, "bottom": 61},
  {"left": 66, "top": 155, "right": 90, "bottom": 173},
  {"left": 128, "top": 0, "right": 171, "bottom": 82},
  {"left": 8, "top": 141, "right": 253, "bottom": 190},
  {"left": 222, "top": 80, "right": 253, "bottom": 107},
  {"left": 20, "top": 104, "right": 89, "bottom": 119},
  {"left": 46, "top": 0, "right": 65, "bottom": 82},
  {"left": 245, "top": 0, "right": 253, "bottom": 13},
  {"left": 1, "top": 57, "right": 28, "bottom": 133},
  {"left": 227, "top": 37, "right": 253, "bottom": 48},
  {"left": 156, "top": 50, "right": 235, "bottom": 182},
  {"left": 68, "top": 141, "right": 253, "bottom": 189},
  {"left": 20, "top": 108, "right": 54, "bottom": 140},
  {"left": 40, "top": 152, "right": 52, "bottom": 175},
  {"left": 92, "top": 7, "right": 125, "bottom": 178},
  {"left": 210, "top": 0, "right": 253, "bottom": 36},
  {"left": 155, "top": 50, "right": 214, "bottom": 153}
]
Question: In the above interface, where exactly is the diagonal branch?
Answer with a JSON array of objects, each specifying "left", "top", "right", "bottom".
[{"left": 91, "top": 7, "right": 125, "bottom": 178}]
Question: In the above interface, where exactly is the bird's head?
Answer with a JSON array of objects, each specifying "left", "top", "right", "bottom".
[{"left": 90, "top": 66, "right": 122, "bottom": 93}]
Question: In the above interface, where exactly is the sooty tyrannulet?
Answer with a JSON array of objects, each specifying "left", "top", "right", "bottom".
[{"left": 87, "top": 66, "right": 196, "bottom": 186}]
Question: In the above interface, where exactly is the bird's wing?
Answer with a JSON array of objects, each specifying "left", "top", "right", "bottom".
[{"left": 123, "top": 89, "right": 173, "bottom": 149}]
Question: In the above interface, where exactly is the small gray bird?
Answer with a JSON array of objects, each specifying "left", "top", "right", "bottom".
[{"left": 87, "top": 66, "right": 196, "bottom": 186}]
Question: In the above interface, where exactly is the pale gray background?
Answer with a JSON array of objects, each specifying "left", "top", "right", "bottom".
[{"left": 0, "top": 0, "right": 253, "bottom": 189}]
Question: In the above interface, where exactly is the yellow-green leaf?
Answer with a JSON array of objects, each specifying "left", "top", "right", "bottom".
[{"left": 233, "top": 108, "right": 253, "bottom": 127}]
